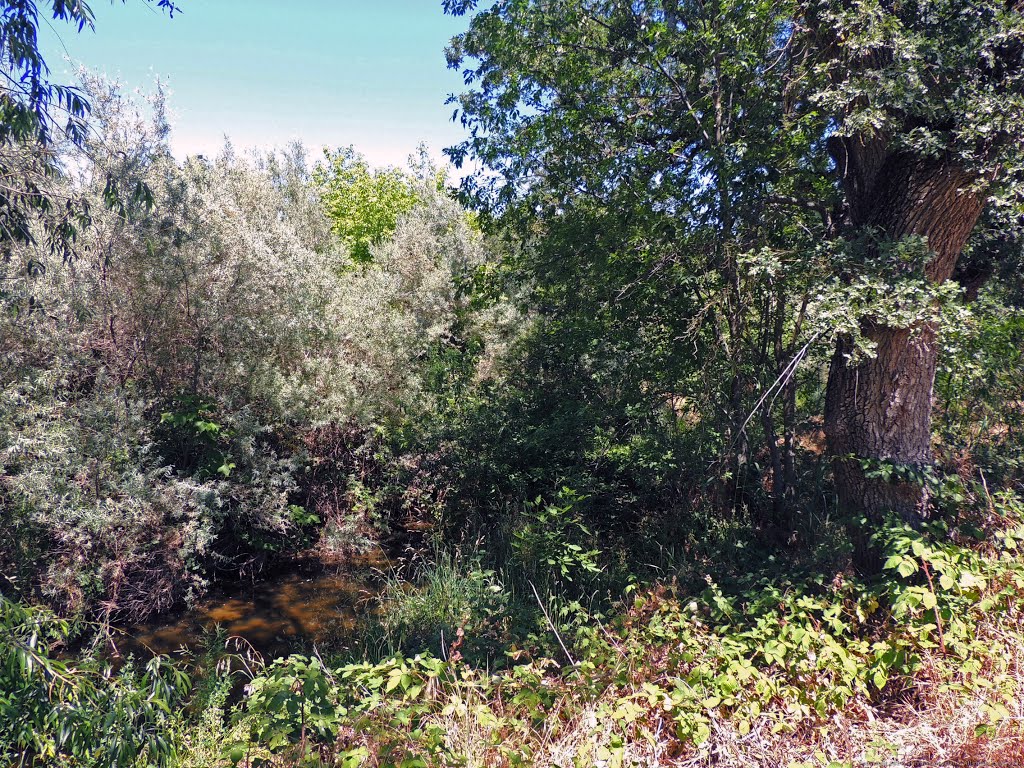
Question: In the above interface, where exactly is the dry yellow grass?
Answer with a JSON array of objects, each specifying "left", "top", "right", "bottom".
[{"left": 393, "top": 619, "right": 1024, "bottom": 768}]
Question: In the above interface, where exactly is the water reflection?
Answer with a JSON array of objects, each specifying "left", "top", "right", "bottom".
[{"left": 112, "top": 568, "right": 375, "bottom": 659}]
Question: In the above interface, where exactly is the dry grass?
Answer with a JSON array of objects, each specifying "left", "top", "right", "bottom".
[
  {"left": 391, "top": 620, "right": 1024, "bottom": 768},
  {"left": 655, "top": 621, "right": 1024, "bottom": 768}
]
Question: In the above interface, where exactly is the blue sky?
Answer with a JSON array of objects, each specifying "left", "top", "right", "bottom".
[{"left": 39, "top": 1, "right": 473, "bottom": 169}]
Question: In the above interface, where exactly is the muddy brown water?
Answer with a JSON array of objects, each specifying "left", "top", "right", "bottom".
[{"left": 110, "top": 565, "right": 382, "bottom": 660}]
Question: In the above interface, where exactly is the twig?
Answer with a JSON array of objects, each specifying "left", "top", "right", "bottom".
[
  {"left": 921, "top": 560, "right": 946, "bottom": 655},
  {"left": 979, "top": 469, "right": 997, "bottom": 519},
  {"left": 528, "top": 580, "right": 577, "bottom": 668},
  {"left": 736, "top": 329, "right": 823, "bottom": 440}
]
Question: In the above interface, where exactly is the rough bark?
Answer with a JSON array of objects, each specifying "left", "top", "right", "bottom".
[{"left": 824, "top": 146, "right": 986, "bottom": 543}]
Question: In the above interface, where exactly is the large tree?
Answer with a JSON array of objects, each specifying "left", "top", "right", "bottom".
[
  {"left": 808, "top": 3, "right": 1024, "bottom": 528},
  {"left": 443, "top": 0, "right": 1024, "bottom": 541}
]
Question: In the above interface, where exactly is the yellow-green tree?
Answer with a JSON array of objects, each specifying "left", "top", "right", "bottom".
[{"left": 314, "top": 146, "right": 420, "bottom": 264}]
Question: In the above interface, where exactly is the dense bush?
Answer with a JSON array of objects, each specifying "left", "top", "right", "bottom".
[
  {"left": 0, "top": 74, "right": 510, "bottom": 622},
  {"left": 0, "top": 376, "right": 221, "bottom": 617},
  {"left": 0, "top": 596, "right": 189, "bottom": 766}
]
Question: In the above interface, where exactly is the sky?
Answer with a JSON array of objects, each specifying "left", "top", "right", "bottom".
[{"left": 38, "top": 1, "right": 475, "bottom": 170}]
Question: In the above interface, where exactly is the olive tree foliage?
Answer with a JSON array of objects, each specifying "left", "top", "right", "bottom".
[
  {"left": 5, "top": 73, "right": 497, "bottom": 424},
  {"left": 443, "top": 0, "right": 1024, "bottom": 531},
  {"left": 0, "top": 75, "right": 326, "bottom": 615},
  {"left": 0, "top": 73, "right": 506, "bottom": 617},
  {"left": 0, "top": 0, "right": 178, "bottom": 260},
  {"left": 257, "top": 140, "right": 334, "bottom": 254},
  {"left": 326, "top": 176, "right": 516, "bottom": 421},
  {"left": 5, "top": 75, "right": 338, "bottom": 419}
]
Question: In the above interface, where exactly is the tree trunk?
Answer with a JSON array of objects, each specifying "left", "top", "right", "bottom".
[
  {"left": 825, "top": 323, "right": 940, "bottom": 522},
  {"left": 824, "top": 147, "right": 985, "bottom": 548}
]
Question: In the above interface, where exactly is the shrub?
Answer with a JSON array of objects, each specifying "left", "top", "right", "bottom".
[
  {"left": 0, "top": 597, "right": 189, "bottom": 767},
  {"left": 0, "top": 374, "right": 220, "bottom": 619},
  {"left": 367, "top": 550, "right": 511, "bottom": 662}
]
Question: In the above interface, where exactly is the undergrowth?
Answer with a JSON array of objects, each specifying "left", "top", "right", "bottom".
[
  {"left": 211, "top": 508, "right": 1024, "bottom": 767},
  {"left": 6, "top": 505, "right": 1024, "bottom": 767}
]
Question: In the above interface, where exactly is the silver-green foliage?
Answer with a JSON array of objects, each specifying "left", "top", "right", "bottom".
[
  {"left": 325, "top": 177, "right": 516, "bottom": 421},
  {"left": 0, "top": 373, "right": 221, "bottom": 617},
  {"left": 0, "top": 73, "right": 512, "bottom": 618}
]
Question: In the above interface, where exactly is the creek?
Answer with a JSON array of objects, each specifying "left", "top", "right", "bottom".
[{"left": 110, "top": 561, "right": 385, "bottom": 660}]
